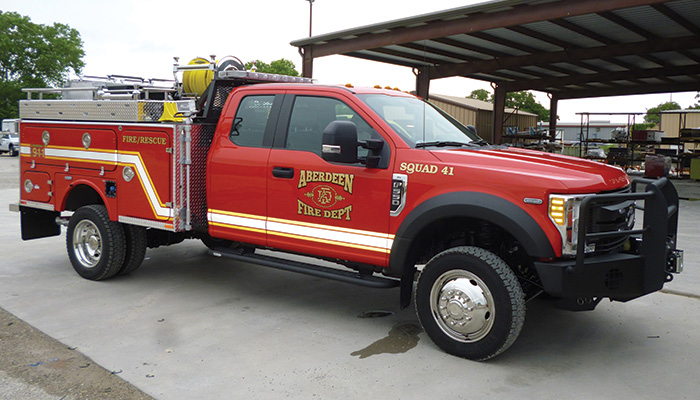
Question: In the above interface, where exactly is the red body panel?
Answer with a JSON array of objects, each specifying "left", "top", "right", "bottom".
[
  {"left": 19, "top": 121, "right": 175, "bottom": 226},
  {"left": 19, "top": 83, "right": 631, "bottom": 267}
]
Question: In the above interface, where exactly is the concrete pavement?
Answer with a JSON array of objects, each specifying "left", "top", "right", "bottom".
[{"left": 1, "top": 153, "right": 699, "bottom": 399}]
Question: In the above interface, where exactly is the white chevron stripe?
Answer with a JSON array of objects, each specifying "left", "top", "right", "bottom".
[
  {"left": 208, "top": 210, "right": 393, "bottom": 253},
  {"left": 32, "top": 146, "right": 172, "bottom": 219}
]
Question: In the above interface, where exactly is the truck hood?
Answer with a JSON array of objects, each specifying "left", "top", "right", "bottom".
[{"left": 431, "top": 146, "right": 630, "bottom": 193}]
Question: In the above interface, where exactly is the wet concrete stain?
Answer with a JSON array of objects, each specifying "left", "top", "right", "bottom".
[
  {"left": 357, "top": 310, "right": 395, "bottom": 318},
  {"left": 351, "top": 322, "right": 423, "bottom": 359}
]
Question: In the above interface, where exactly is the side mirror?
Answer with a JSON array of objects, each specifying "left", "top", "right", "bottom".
[
  {"left": 322, "top": 120, "right": 359, "bottom": 164},
  {"left": 466, "top": 124, "right": 477, "bottom": 136}
]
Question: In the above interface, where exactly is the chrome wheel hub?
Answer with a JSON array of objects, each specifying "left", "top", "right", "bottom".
[
  {"left": 430, "top": 271, "right": 495, "bottom": 343},
  {"left": 72, "top": 220, "right": 102, "bottom": 268}
]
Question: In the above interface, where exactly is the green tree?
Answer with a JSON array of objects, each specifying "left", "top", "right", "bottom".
[
  {"left": 688, "top": 92, "right": 700, "bottom": 110},
  {"left": 504, "top": 91, "right": 550, "bottom": 122},
  {"left": 466, "top": 89, "right": 551, "bottom": 121},
  {"left": 244, "top": 58, "right": 299, "bottom": 76},
  {"left": 0, "top": 11, "right": 84, "bottom": 119},
  {"left": 644, "top": 101, "right": 681, "bottom": 126},
  {"left": 467, "top": 89, "right": 491, "bottom": 102}
]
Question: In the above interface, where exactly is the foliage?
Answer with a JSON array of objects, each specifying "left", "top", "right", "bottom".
[
  {"left": 504, "top": 91, "right": 551, "bottom": 122},
  {"left": 244, "top": 59, "right": 300, "bottom": 76},
  {"left": 633, "top": 123, "right": 654, "bottom": 130},
  {"left": 466, "top": 89, "right": 551, "bottom": 121},
  {"left": 0, "top": 11, "right": 84, "bottom": 119},
  {"left": 643, "top": 101, "right": 681, "bottom": 126},
  {"left": 467, "top": 89, "right": 491, "bottom": 102},
  {"left": 688, "top": 92, "right": 700, "bottom": 110}
]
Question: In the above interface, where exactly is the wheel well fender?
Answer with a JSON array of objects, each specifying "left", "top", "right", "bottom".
[
  {"left": 391, "top": 192, "right": 555, "bottom": 309},
  {"left": 62, "top": 182, "right": 107, "bottom": 212},
  {"left": 390, "top": 191, "right": 555, "bottom": 275}
]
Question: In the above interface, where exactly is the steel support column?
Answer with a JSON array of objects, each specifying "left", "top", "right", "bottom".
[
  {"left": 301, "top": 46, "right": 313, "bottom": 78},
  {"left": 549, "top": 94, "right": 559, "bottom": 141},
  {"left": 416, "top": 68, "right": 430, "bottom": 99},
  {"left": 493, "top": 85, "right": 506, "bottom": 144}
]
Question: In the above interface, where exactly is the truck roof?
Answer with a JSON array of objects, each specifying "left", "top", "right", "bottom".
[{"left": 235, "top": 82, "right": 417, "bottom": 97}]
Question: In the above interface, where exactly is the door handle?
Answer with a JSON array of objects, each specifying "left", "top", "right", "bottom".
[{"left": 272, "top": 166, "right": 295, "bottom": 179}]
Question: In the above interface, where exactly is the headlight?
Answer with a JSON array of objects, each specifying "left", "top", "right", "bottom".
[{"left": 548, "top": 194, "right": 595, "bottom": 256}]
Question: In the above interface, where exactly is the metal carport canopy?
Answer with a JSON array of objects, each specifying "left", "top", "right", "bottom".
[{"left": 290, "top": 0, "right": 700, "bottom": 143}]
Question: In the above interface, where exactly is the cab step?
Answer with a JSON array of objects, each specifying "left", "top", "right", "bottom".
[{"left": 209, "top": 248, "right": 400, "bottom": 289}]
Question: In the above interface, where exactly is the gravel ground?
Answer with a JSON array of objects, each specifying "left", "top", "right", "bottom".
[
  {"left": 0, "top": 308, "right": 152, "bottom": 400},
  {"left": 0, "top": 153, "right": 152, "bottom": 399}
]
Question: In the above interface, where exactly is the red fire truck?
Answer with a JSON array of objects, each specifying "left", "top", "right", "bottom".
[{"left": 13, "top": 57, "right": 683, "bottom": 360}]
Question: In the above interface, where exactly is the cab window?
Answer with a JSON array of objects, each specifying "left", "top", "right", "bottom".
[
  {"left": 286, "top": 96, "right": 377, "bottom": 158},
  {"left": 230, "top": 95, "right": 275, "bottom": 147}
]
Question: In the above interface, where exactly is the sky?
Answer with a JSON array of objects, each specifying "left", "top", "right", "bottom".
[{"left": 3, "top": 0, "right": 698, "bottom": 123}]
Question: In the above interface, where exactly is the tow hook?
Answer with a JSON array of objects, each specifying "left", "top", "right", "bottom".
[{"left": 55, "top": 216, "right": 70, "bottom": 227}]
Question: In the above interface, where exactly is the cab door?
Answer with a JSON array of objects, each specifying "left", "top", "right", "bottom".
[
  {"left": 266, "top": 93, "right": 394, "bottom": 267},
  {"left": 207, "top": 91, "right": 283, "bottom": 247}
]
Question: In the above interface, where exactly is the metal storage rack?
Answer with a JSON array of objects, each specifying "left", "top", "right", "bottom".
[{"left": 577, "top": 112, "right": 684, "bottom": 173}]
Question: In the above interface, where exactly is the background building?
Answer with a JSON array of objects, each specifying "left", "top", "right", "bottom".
[
  {"left": 429, "top": 94, "right": 537, "bottom": 143},
  {"left": 542, "top": 120, "right": 628, "bottom": 143}
]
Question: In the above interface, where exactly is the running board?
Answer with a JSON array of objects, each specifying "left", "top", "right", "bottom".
[{"left": 209, "top": 249, "right": 400, "bottom": 289}]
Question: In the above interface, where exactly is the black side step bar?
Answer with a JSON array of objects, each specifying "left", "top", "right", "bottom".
[{"left": 209, "top": 249, "right": 400, "bottom": 289}]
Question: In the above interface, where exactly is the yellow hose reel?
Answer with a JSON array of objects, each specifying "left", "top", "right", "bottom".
[
  {"left": 181, "top": 56, "right": 245, "bottom": 97},
  {"left": 182, "top": 57, "right": 214, "bottom": 97}
]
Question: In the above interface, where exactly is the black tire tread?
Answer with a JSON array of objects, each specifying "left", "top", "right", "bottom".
[
  {"left": 118, "top": 224, "right": 147, "bottom": 275},
  {"left": 66, "top": 205, "right": 125, "bottom": 281},
  {"left": 415, "top": 246, "right": 525, "bottom": 361}
]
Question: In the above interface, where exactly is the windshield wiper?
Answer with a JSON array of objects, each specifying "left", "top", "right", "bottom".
[
  {"left": 470, "top": 138, "right": 490, "bottom": 146},
  {"left": 415, "top": 141, "right": 478, "bottom": 148}
]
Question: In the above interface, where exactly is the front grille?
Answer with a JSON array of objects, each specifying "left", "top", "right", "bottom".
[{"left": 585, "top": 186, "right": 635, "bottom": 253}]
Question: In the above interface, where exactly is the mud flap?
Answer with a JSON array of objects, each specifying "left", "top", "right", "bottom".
[
  {"left": 400, "top": 265, "right": 416, "bottom": 309},
  {"left": 20, "top": 207, "right": 60, "bottom": 240}
]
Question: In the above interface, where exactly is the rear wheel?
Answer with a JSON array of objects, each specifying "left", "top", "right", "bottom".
[
  {"left": 9, "top": 145, "right": 18, "bottom": 157},
  {"left": 415, "top": 246, "right": 525, "bottom": 361},
  {"left": 118, "top": 224, "right": 147, "bottom": 275},
  {"left": 66, "top": 205, "right": 125, "bottom": 280}
]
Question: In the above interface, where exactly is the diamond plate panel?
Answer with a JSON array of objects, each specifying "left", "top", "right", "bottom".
[
  {"left": 172, "top": 122, "right": 215, "bottom": 232},
  {"left": 20, "top": 100, "right": 195, "bottom": 122},
  {"left": 189, "top": 123, "right": 216, "bottom": 231}
]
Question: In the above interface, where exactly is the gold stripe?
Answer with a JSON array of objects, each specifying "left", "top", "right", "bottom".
[
  {"left": 267, "top": 230, "right": 391, "bottom": 254},
  {"left": 37, "top": 146, "right": 170, "bottom": 220},
  {"left": 118, "top": 151, "right": 168, "bottom": 208},
  {"left": 50, "top": 145, "right": 117, "bottom": 154},
  {"left": 209, "top": 209, "right": 267, "bottom": 221},
  {"left": 208, "top": 210, "right": 393, "bottom": 253},
  {"left": 267, "top": 216, "right": 393, "bottom": 239},
  {"left": 45, "top": 155, "right": 113, "bottom": 165},
  {"left": 210, "top": 221, "right": 266, "bottom": 234},
  {"left": 48, "top": 146, "right": 168, "bottom": 209}
]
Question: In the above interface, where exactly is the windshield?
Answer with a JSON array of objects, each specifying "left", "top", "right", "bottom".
[{"left": 358, "top": 94, "right": 484, "bottom": 148}]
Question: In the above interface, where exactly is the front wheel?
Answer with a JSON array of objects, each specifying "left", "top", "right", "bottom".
[
  {"left": 66, "top": 205, "right": 126, "bottom": 280},
  {"left": 415, "top": 246, "right": 525, "bottom": 361}
]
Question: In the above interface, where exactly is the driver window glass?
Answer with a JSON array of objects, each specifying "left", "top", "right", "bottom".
[
  {"left": 286, "top": 96, "right": 376, "bottom": 157},
  {"left": 229, "top": 95, "right": 274, "bottom": 147}
]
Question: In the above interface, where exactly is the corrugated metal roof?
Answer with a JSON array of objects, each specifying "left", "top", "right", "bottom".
[{"left": 291, "top": 0, "right": 700, "bottom": 100}]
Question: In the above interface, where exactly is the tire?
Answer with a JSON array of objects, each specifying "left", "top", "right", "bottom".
[
  {"left": 117, "top": 224, "right": 147, "bottom": 275},
  {"left": 415, "top": 246, "right": 525, "bottom": 361},
  {"left": 9, "top": 145, "right": 18, "bottom": 157},
  {"left": 66, "top": 205, "right": 126, "bottom": 280}
]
